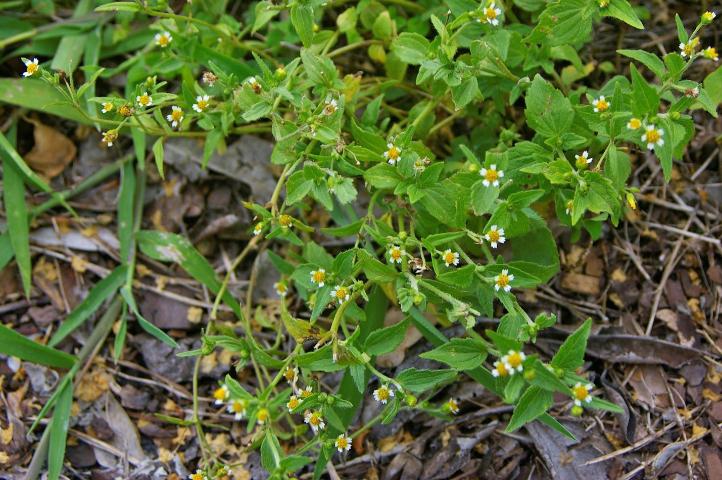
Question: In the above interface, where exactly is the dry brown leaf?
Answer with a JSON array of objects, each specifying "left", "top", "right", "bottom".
[
  {"left": 1, "top": 424, "right": 13, "bottom": 445},
  {"left": 187, "top": 306, "right": 203, "bottom": 324},
  {"left": 0, "top": 451, "right": 9, "bottom": 465},
  {"left": 560, "top": 272, "right": 600, "bottom": 296},
  {"left": 75, "top": 368, "right": 110, "bottom": 402},
  {"left": 70, "top": 255, "right": 88, "bottom": 273},
  {"left": 24, "top": 119, "right": 76, "bottom": 179}
]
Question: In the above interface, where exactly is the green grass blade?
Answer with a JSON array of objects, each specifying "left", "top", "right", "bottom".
[
  {"left": 50, "top": 0, "right": 92, "bottom": 74},
  {"left": 136, "top": 230, "right": 244, "bottom": 319},
  {"left": 49, "top": 265, "right": 127, "bottom": 346},
  {"left": 0, "top": 324, "right": 76, "bottom": 369},
  {"left": 1, "top": 127, "right": 31, "bottom": 296},
  {"left": 118, "top": 160, "right": 136, "bottom": 263},
  {"left": 47, "top": 380, "right": 73, "bottom": 480},
  {"left": 0, "top": 131, "right": 76, "bottom": 216},
  {"left": 0, "top": 233, "right": 13, "bottom": 271},
  {"left": 120, "top": 287, "right": 178, "bottom": 347}
]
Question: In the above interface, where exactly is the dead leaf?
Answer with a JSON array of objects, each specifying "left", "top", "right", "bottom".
[
  {"left": 561, "top": 272, "right": 600, "bottom": 296},
  {"left": 24, "top": 119, "right": 76, "bottom": 179},
  {"left": 75, "top": 367, "right": 110, "bottom": 402}
]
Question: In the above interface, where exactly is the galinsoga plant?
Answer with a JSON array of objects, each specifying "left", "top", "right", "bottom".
[{"left": 2, "top": 1, "right": 720, "bottom": 479}]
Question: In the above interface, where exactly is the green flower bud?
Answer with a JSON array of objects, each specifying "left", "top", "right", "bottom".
[
  {"left": 405, "top": 394, "right": 417, "bottom": 406},
  {"left": 571, "top": 405, "right": 584, "bottom": 416}
]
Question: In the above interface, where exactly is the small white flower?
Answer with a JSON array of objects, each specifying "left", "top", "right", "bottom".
[
  {"left": 565, "top": 200, "right": 573, "bottom": 216},
  {"left": 641, "top": 124, "right": 664, "bottom": 150},
  {"left": 491, "top": 360, "right": 509, "bottom": 378},
  {"left": 502, "top": 350, "right": 526, "bottom": 374},
  {"left": 703, "top": 46, "right": 719, "bottom": 62},
  {"left": 299, "top": 385, "right": 313, "bottom": 398},
  {"left": 480, "top": 164, "right": 504, "bottom": 187},
  {"left": 373, "top": 385, "right": 395, "bottom": 404},
  {"left": 274, "top": 282, "right": 288, "bottom": 297},
  {"left": 331, "top": 285, "right": 350, "bottom": 305},
  {"left": 192, "top": 95, "right": 211, "bottom": 113},
  {"left": 246, "top": 76, "right": 262, "bottom": 93},
  {"left": 227, "top": 399, "right": 247, "bottom": 420},
  {"left": 189, "top": 470, "right": 207, "bottom": 480},
  {"left": 388, "top": 245, "right": 405, "bottom": 264},
  {"left": 335, "top": 434, "right": 352, "bottom": 452},
  {"left": 572, "top": 382, "right": 594, "bottom": 406},
  {"left": 213, "top": 384, "right": 229, "bottom": 405},
  {"left": 574, "top": 150, "right": 593, "bottom": 166},
  {"left": 101, "top": 102, "right": 114, "bottom": 114},
  {"left": 310, "top": 268, "right": 326, "bottom": 288},
  {"left": 155, "top": 31, "right": 172, "bottom": 48},
  {"left": 445, "top": 398, "right": 460, "bottom": 414},
  {"left": 627, "top": 117, "right": 642, "bottom": 130},
  {"left": 304, "top": 410, "right": 326, "bottom": 433},
  {"left": 22, "top": 58, "right": 39, "bottom": 77},
  {"left": 286, "top": 395, "right": 300, "bottom": 412},
  {"left": 494, "top": 268, "right": 514, "bottom": 292},
  {"left": 591, "top": 95, "right": 610, "bottom": 113},
  {"left": 384, "top": 142, "right": 402, "bottom": 165},
  {"left": 484, "top": 225, "right": 506, "bottom": 249},
  {"left": 253, "top": 223, "right": 263, "bottom": 236},
  {"left": 483, "top": 3, "right": 502, "bottom": 26},
  {"left": 166, "top": 106, "right": 184, "bottom": 128},
  {"left": 136, "top": 92, "right": 152, "bottom": 108},
  {"left": 441, "top": 249, "right": 460, "bottom": 267},
  {"left": 323, "top": 97, "right": 338, "bottom": 116}
]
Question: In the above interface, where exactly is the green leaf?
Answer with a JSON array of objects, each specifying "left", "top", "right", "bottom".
[
  {"left": 528, "top": 0, "right": 596, "bottom": 46},
  {"left": 120, "top": 287, "right": 178, "bottom": 347},
  {"left": 224, "top": 374, "right": 255, "bottom": 401},
  {"left": 0, "top": 79, "right": 86, "bottom": 124},
  {"left": 605, "top": 147, "right": 631, "bottom": 190},
  {"left": 703, "top": 65, "right": 722, "bottom": 106},
  {"left": 674, "top": 14, "right": 688, "bottom": 44},
  {"left": 261, "top": 430, "right": 282, "bottom": 471},
  {"left": 392, "top": 32, "right": 431, "bottom": 65},
  {"left": 357, "top": 249, "right": 398, "bottom": 282},
  {"left": 50, "top": 266, "right": 127, "bottom": 346},
  {"left": 0, "top": 324, "right": 76, "bottom": 369},
  {"left": 364, "top": 163, "right": 402, "bottom": 190},
  {"left": 618, "top": 49, "right": 666, "bottom": 78},
  {"left": 396, "top": 368, "right": 456, "bottom": 393},
  {"left": 1, "top": 136, "right": 31, "bottom": 297},
  {"left": 364, "top": 318, "right": 409, "bottom": 356},
  {"left": 506, "top": 386, "right": 553, "bottom": 432},
  {"left": 118, "top": 161, "right": 136, "bottom": 262},
  {"left": 137, "top": 230, "right": 243, "bottom": 319},
  {"left": 94, "top": 1, "right": 141, "bottom": 12},
  {"left": 525, "top": 75, "right": 574, "bottom": 139},
  {"left": 48, "top": 380, "right": 74, "bottom": 480},
  {"left": 300, "top": 49, "right": 338, "bottom": 87},
  {"left": 50, "top": 0, "right": 92, "bottom": 74},
  {"left": 537, "top": 413, "right": 576, "bottom": 439},
  {"left": 419, "top": 338, "right": 487, "bottom": 370},
  {"left": 551, "top": 318, "right": 592, "bottom": 370},
  {"left": 526, "top": 357, "right": 569, "bottom": 393},
  {"left": 152, "top": 137, "right": 165, "bottom": 179},
  {"left": 451, "top": 76, "right": 480, "bottom": 109},
  {"left": 602, "top": 0, "right": 643, "bottom": 29},
  {"left": 590, "top": 397, "right": 625, "bottom": 413},
  {"left": 290, "top": 4, "right": 314, "bottom": 47},
  {"left": 629, "top": 64, "right": 659, "bottom": 117}
]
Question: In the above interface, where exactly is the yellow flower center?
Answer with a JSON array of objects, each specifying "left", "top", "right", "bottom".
[
  {"left": 705, "top": 47, "right": 718, "bottom": 59},
  {"left": 485, "top": 7, "right": 497, "bottom": 19},
  {"left": 312, "top": 270, "right": 325, "bottom": 283},
  {"left": 196, "top": 100, "right": 208, "bottom": 110},
  {"left": 171, "top": 109, "right": 183, "bottom": 121},
  {"left": 27, "top": 62, "right": 38, "bottom": 75},
  {"left": 324, "top": 103, "right": 337, "bottom": 115},
  {"left": 139, "top": 95, "right": 150, "bottom": 106},
  {"left": 447, "top": 399, "right": 459, "bottom": 412},
  {"left": 103, "top": 103, "right": 113, "bottom": 112},
  {"left": 444, "top": 252, "right": 456, "bottom": 264},
  {"left": 231, "top": 400, "right": 246, "bottom": 413},
  {"left": 257, "top": 408, "right": 269, "bottom": 422},
  {"left": 287, "top": 396, "right": 299, "bottom": 409},
  {"left": 628, "top": 118, "right": 641, "bottom": 129},
  {"left": 595, "top": 99, "right": 608, "bottom": 111},
  {"left": 566, "top": 200, "right": 573, "bottom": 211},
  {"left": 487, "top": 230, "right": 500, "bottom": 242},
  {"left": 484, "top": 169, "right": 499, "bottom": 183},
  {"left": 213, "top": 387, "right": 227, "bottom": 401},
  {"left": 376, "top": 387, "right": 390, "bottom": 401},
  {"left": 275, "top": 282, "right": 287, "bottom": 294},
  {"left": 494, "top": 361, "right": 508, "bottom": 376},
  {"left": 308, "top": 412, "right": 322, "bottom": 426},
  {"left": 496, "top": 272, "right": 510, "bottom": 288},
  {"left": 335, "top": 287, "right": 348, "bottom": 300},
  {"left": 190, "top": 473, "right": 204, "bottom": 480},
  {"left": 301, "top": 388, "right": 313, "bottom": 398},
  {"left": 390, "top": 248, "right": 402, "bottom": 260},
  {"left": 158, "top": 34, "right": 170, "bottom": 46},
  {"left": 573, "top": 385, "right": 589, "bottom": 401},
  {"left": 387, "top": 146, "right": 400, "bottom": 160},
  {"left": 284, "top": 368, "right": 296, "bottom": 381},
  {"left": 646, "top": 128, "right": 660, "bottom": 143},
  {"left": 336, "top": 437, "right": 349, "bottom": 449},
  {"left": 119, "top": 105, "right": 133, "bottom": 117},
  {"left": 507, "top": 351, "right": 523, "bottom": 368}
]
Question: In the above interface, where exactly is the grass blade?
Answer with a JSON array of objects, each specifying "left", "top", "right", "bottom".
[
  {"left": 0, "top": 78, "right": 88, "bottom": 124},
  {"left": 50, "top": 0, "right": 92, "bottom": 74},
  {"left": 0, "top": 233, "right": 13, "bottom": 271},
  {"left": 136, "top": 230, "right": 244, "bottom": 319},
  {"left": 47, "top": 380, "right": 73, "bottom": 480},
  {"left": 49, "top": 265, "right": 127, "bottom": 346},
  {"left": 0, "top": 324, "right": 76, "bottom": 369},
  {"left": 118, "top": 160, "right": 136, "bottom": 262},
  {"left": 1, "top": 126, "right": 31, "bottom": 296},
  {"left": 0, "top": 131, "right": 75, "bottom": 215},
  {"left": 120, "top": 286, "right": 178, "bottom": 347}
]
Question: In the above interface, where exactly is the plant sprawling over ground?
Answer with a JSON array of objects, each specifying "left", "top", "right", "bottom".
[{"left": 0, "top": 0, "right": 720, "bottom": 479}]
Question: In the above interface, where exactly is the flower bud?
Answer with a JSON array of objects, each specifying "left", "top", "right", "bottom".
[
  {"left": 405, "top": 394, "right": 417, "bottom": 406},
  {"left": 571, "top": 405, "right": 584, "bottom": 416}
]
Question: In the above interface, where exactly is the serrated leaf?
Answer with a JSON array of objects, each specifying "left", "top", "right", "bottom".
[{"left": 419, "top": 338, "right": 487, "bottom": 370}]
